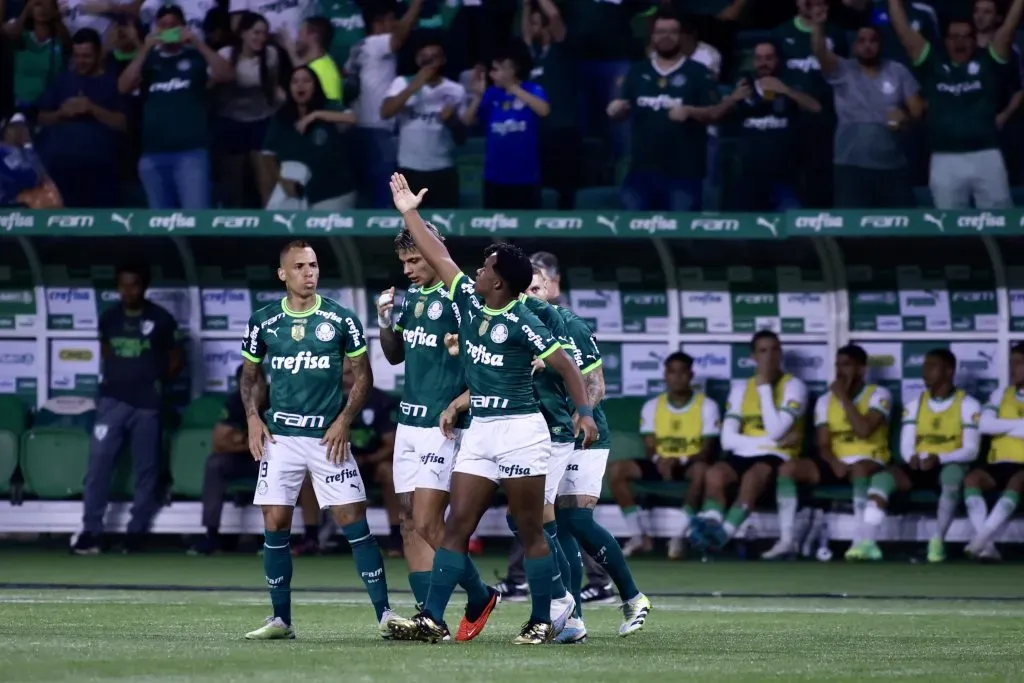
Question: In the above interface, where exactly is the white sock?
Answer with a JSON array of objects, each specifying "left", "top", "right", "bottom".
[
  {"left": 679, "top": 508, "right": 692, "bottom": 537},
  {"left": 862, "top": 499, "right": 886, "bottom": 541},
  {"left": 852, "top": 492, "right": 868, "bottom": 544},
  {"left": 777, "top": 496, "right": 798, "bottom": 546},
  {"left": 702, "top": 508, "right": 723, "bottom": 524},
  {"left": 979, "top": 494, "right": 1019, "bottom": 545},
  {"left": 965, "top": 494, "right": 988, "bottom": 535},
  {"left": 935, "top": 486, "right": 959, "bottom": 540},
  {"left": 622, "top": 509, "right": 644, "bottom": 537}
]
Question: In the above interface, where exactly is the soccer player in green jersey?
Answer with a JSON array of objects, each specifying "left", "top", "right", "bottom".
[
  {"left": 376, "top": 225, "right": 500, "bottom": 642},
  {"left": 387, "top": 173, "right": 598, "bottom": 645},
  {"left": 526, "top": 269, "right": 652, "bottom": 642},
  {"left": 239, "top": 240, "right": 415, "bottom": 641}
]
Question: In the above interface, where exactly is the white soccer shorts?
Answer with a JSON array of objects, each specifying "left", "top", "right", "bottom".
[
  {"left": 544, "top": 441, "right": 577, "bottom": 505},
  {"left": 253, "top": 434, "right": 367, "bottom": 508},
  {"left": 557, "top": 448, "right": 611, "bottom": 499},
  {"left": 454, "top": 412, "right": 551, "bottom": 483},
  {"left": 393, "top": 423, "right": 462, "bottom": 494}
]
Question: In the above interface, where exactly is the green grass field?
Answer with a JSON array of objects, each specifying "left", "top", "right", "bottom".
[{"left": 3, "top": 551, "right": 1024, "bottom": 683}]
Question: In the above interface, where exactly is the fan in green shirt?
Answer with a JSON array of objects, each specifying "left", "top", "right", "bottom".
[
  {"left": 607, "top": 8, "right": 729, "bottom": 211},
  {"left": 885, "top": 0, "right": 1020, "bottom": 209},
  {"left": 6, "top": 0, "right": 67, "bottom": 106},
  {"left": 262, "top": 65, "right": 358, "bottom": 208}
]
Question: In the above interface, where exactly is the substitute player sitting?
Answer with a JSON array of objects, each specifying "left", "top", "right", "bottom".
[
  {"left": 608, "top": 352, "right": 719, "bottom": 560},
  {"left": 690, "top": 331, "right": 807, "bottom": 551},
  {"left": 377, "top": 225, "right": 496, "bottom": 642},
  {"left": 859, "top": 348, "right": 981, "bottom": 562},
  {"left": 964, "top": 343, "right": 1024, "bottom": 560},
  {"left": 387, "top": 173, "right": 598, "bottom": 646},
  {"left": 762, "top": 344, "right": 892, "bottom": 560},
  {"left": 240, "top": 240, "right": 414, "bottom": 640}
]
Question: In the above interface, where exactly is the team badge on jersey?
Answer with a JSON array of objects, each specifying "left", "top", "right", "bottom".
[
  {"left": 479, "top": 318, "right": 490, "bottom": 335},
  {"left": 427, "top": 301, "right": 443, "bottom": 320},
  {"left": 292, "top": 323, "right": 305, "bottom": 341},
  {"left": 658, "top": 77, "right": 667, "bottom": 88},
  {"left": 362, "top": 408, "right": 375, "bottom": 425},
  {"left": 490, "top": 324, "right": 508, "bottom": 344},
  {"left": 141, "top": 320, "right": 154, "bottom": 336},
  {"left": 315, "top": 322, "right": 335, "bottom": 342},
  {"left": 414, "top": 299, "right": 425, "bottom": 318}
]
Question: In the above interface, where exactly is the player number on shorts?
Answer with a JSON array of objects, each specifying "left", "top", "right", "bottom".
[{"left": 260, "top": 462, "right": 268, "bottom": 478}]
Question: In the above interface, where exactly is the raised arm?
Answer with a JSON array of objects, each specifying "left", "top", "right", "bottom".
[
  {"left": 810, "top": 15, "right": 839, "bottom": 77},
  {"left": 389, "top": 172, "right": 461, "bottom": 287},
  {"left": 535, "top": 0, "right": 567, "bottom": 43},
  {"left": 389, "top": 0, "right": 423, "bottom": 54},
  {"left": 992, "top": 0, "right": 1024, "bottom": 61},
  {"left": 886, "top": 0, "right": 927, "bottom": 63}
]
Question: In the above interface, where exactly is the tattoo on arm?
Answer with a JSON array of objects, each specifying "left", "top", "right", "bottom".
[
  {"left": 240, "top": 362, "right": 263, "bottom": 419},
  {"left": 584, "top": 367, "right": 606, "bottom": 407},
  {"left": 338, "top": 354, "right": 372, "bottom": 424}
]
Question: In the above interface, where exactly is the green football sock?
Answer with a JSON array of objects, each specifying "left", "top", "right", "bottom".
[
  {"left": 556, "top": 510, "right": 584, "bottom": 619},
  {"left": 544, "top": 521, "right": 569, "bottom": 599},
  {"left": 776, "top": 476, "right": 798, "bottom": 545},
  {"left": 523, "top": 551, "right": 555, "bottom": 623},
  {"left": 424, "top": 548, "right": 465, "bottom": 623},
  {"left": 341, "top": 520, "right": 390, "bottom": 621},
  {"left": 723, "top": 505, "right": 749, "bottom": 540},
  {"left": 563, "top": 507, "right": 640, "bottom": 601},
  {"left": 408, "top": 571, "right": 431, "bottom": 605},
  {"left": 459, "top": 558, "right": 493, "bottom": 616},
  {"left": 262, "top": 530, "right": 293, "bottom": 625}
]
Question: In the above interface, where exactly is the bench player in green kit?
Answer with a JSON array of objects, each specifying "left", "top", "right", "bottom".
[
  {"left": 239, "top": 240, "right": 415, "bottom": 640},
  {"left": 376, "top": 226, "right": 501, "bottom": 643},
  {"left": 524, "top": 270, "right": 652, "bottom": 643},
  {"left": 386, "top": 173, "right": 599, "bottom": 645}
]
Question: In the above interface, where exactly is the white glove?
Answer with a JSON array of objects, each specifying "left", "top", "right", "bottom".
[{"left": 376, "top": 287, "right": 395, "bottom": 329}]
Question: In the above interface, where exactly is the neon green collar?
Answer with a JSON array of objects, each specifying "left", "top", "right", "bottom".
[{"left": 282, "top": 293, "right": 321, "bottom": 317}]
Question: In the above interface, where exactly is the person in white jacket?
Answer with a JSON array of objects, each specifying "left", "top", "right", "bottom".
[
  {"left": 688, "top": 330, "right": 807, "bottom": 551},
  {"left": 964, "top": 342, "right": 1024, "bottom": 561},
  {"left": 857, "top": 348, "right": 981, "bottom": 562}
]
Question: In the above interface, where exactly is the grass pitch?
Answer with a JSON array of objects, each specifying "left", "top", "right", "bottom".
[{"left": 2, "top": 550, "right": 1023, "bottom": 683}]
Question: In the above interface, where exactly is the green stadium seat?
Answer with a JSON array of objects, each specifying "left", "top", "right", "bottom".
[
  {"left": 575, "top": 187, "right": 621, "bottom": 210},
  {"left": 608, "top": 430, "right": 645, "bottom": 463},
  {"left": 170, "top": 428, "right": 214, "bottom": 498},
  {"left": 0, "top": 395, "right": 27, "bottom": 436},
  {"left": 541, "top": 188, "right": 558, "bottom": 209},
  {"left": 20, "top": 429, "right": 90, "bottom": 499},
  {"left": 603, "top": 397, "right": 646, "bottom": 433},
  {"left": 181, "top": 395, "right": 227, "bottom": 429},
  {"left": 0, "top": 431, "right": 18, "bottom": 494},
  {"left": 458, "top": 137, "right": 486, "bottom": 158}
]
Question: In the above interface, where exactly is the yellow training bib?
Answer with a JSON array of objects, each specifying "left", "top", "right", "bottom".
[
  {"left": 913, "top": 390, "right": 966, "bottom": 455},
  {"left": 827, "top": 385, "right": 890, "bottom": 463},
  {"left": 988, "top": 387, "right": 1024, "bottom": 464},
  {"left": 739, "top": 375, "right": 803, "bottom": 459},
  {"left": 652, "top": 392, "right": 707, "bottom": 459}
]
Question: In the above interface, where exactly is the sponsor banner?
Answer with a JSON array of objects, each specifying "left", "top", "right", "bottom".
[
  {"left": 568, "top": 266, "right": 669, "bottom": 335},
  {"left": 45, "top": 287, "right": 97, "bottom": 330},
  {"left": 7, "top": 209, "right": 1024, "bottom": 237},
  {"left": 0, "top": 339, "right": 38, "bottom": 405},
  {"left": 858, "top": 340, "right": 997, "bottom": 407},
  {"left": 49, "top": 339, "right": 100, "bottom": 396},
  {"left": 678, "top": 266, "right": 828, "bottom": 334},
  {"left": 0, "top": 288, "right": 37, "bottom": 330},
  {"left": 848, "top": 265, "right": 996, "bottom": 333},
  {"left": 201, "top": 339, "right": 243, "bottom": 393}
]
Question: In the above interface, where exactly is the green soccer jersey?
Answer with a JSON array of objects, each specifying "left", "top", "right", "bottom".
[
  {"left": 241, "top": 293, "right": 367, "bottom": 438},
  {"left": 263, "top": 102, "right": 357, "bottom": 202},
  {"left": 448, "top": 272, "right": 560, "bottom": 419},
  {"left": 521, "top": 296, "right": 576, "bottom": 444},
  {"left": 912, "top": 43, "right": 1003, "bottom": 153},
  {"left": 316, "top": 0, "right": 365, "bottom": 68},
  {"left": 620, "top": 57, "right": 719, "bottom": 178},
  {"left": 140, "top": 48, "right": 210, "bottom": 154},
  {"left": 556, "top": 306, "right": 611, "bottom": 450},
  {"left": 530, "top": 40, "right": 578, "bottom": 131},
  {"left": 392, "top": 280, "right": 470, "bottom": 430},
  {"left": 772, "top": 16, "right": 848, "bottom": 107}
]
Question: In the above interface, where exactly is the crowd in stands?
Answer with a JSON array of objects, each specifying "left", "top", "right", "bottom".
[{"left": 4, "top": 0, "right": 1024, "bottom": 212}]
